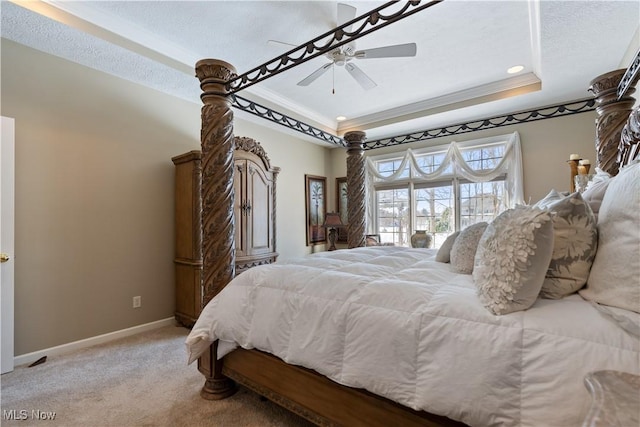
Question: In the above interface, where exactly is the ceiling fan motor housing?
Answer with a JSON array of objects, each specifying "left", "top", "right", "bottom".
[{"left": 327, "top": 42, "right": 357, "bottom": 66}]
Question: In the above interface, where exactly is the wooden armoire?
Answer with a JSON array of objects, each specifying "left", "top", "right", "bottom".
[{"left": 172, "top": 137, "right": 279, "bottom": 327}]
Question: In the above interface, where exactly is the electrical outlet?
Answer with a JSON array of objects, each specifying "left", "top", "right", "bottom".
[{"left": 133, "top": 296, "right": 141, "bottom": 308}]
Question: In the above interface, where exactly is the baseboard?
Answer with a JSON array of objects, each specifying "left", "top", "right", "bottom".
[{"left": 14, "top": 317, "right": 176, "bottom": 367}]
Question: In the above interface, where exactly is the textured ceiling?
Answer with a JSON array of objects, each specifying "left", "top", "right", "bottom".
[{"left": 2, "top": 0, "right": 639, "bottom": 144}]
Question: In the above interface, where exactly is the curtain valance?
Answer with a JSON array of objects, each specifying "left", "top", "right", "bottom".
[{"left": 366, "top": 132, "right": 525, "bottom": 207}]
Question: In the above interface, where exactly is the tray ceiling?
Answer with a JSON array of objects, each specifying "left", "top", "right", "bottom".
[{"left": 2, "top": 1, "right": 638, "bottom": 144}]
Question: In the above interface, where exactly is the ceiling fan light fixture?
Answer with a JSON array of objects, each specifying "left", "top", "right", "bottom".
[
  {"left": 507, "top": 65, "right": 524, "bottom": 74},
  {"left": 295, "top": 4, "right": 415, "bottom": 91}
]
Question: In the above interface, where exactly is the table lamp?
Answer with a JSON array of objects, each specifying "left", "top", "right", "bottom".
[{"left": 323, "top": 212, "right": 345, "bottom": 251}]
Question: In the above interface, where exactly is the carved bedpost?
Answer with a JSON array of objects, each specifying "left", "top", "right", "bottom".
[
  {"left": 589, "top": 69, "right": 636, "bottom": 176},
  {"left": 195, "top": 59, "right": 237, "bottom": 400},
  {"left": 620, "top": 108, "right": 640, "bottom": 166},
  {"left": 345, "top": 131, "right": 367, "bottom": 248}
]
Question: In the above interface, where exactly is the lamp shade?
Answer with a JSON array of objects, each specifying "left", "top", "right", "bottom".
[{"left": 323, "top": 212, "right": 345, "bottom": 228}]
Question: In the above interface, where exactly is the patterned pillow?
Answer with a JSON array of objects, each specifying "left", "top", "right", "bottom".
[
  {"left": 473, "top": 206, "right": 554, "bottom": 315},
  {"left": 435, "top": 231, "right": 460, "bottom": 263},
  {"left": 450, "top": 222, "right": 488, "bottom": 274},
  {"left": 540, "top": 192, "right": 598, "bottom": 299}
]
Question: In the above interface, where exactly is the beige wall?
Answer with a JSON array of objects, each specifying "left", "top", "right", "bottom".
[{"left": 1, "top": 39, "right": 331, "bottom": 355}]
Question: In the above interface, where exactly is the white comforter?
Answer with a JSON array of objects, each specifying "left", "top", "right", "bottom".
[{"left": 186, "top": 246, "right": 639, "bottom": 426}]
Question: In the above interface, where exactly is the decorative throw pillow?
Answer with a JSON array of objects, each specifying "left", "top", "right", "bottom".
[
  {"left": 473, "top": 206, "right": 554, "bottom": 315},
  {"left": 366, "top": 236, "right": 380, "bottom": 246},
  {"left": 435, "top": 231, "right": 460, "bottom": 263},
  {"left": 450, "top": 222, "right": 488, "bottom": 274},
  {"left": 580, "top": 161, "right": 640, "bottom": 314},
  {"left": 533, "top": 189, "right": 562, "bottom": 209},
  {"left": 581, "top": 171, "right": 612, "bottom": 221},
  {"left": 540, "top": 192, "right": 598, "bottom": 299}
]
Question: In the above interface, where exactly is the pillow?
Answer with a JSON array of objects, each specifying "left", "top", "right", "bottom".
[
  {"left": 533, "top": 189, "right": 562, "bottom": 209},
  {"left": 581, "top": 171, "right": 612, "bottom": 220},
  {"left": 435, "top": 231, "right": 460, "bottom": 263},
  {"left": 366, "top": 236, "right": 380, "bottom": 246},
  {"left": 540, "top": 192, "right": 598, "bottom": 299},
  {"left": 473, "top": 206, "right": 554, "bottom": 315},
  {"left": 580, "top": 161, "right": 640, "bottom": 313},
  {"left": 450, "top": 222, "right": 488, "bottom": 274}
]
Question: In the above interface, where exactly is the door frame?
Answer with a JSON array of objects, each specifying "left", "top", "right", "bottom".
[{"left": 1, "top": 116, "right": 15, "bottom": 374}]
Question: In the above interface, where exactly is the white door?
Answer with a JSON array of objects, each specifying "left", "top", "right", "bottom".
[{"left": 1, "top": 116, "right": 15, "bottom": 374}]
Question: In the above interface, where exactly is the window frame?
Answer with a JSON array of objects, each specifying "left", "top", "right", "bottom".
[{"left": 368, "top": 134, "right": 514, "bottom": 247}]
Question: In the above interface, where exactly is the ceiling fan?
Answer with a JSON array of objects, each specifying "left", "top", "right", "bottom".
[{"left": 268, "top": 3, "right": 417, "bottom": 91}]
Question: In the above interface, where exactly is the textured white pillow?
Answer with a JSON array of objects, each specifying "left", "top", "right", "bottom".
[
  {"left": 581, "top": 176, "right": 611, "bottom": 221},
  {"left": 580, "top": 161, "right": 640, "bottom": 313},
  {"left": 435, "top": 231, "right": 460, "bottom": 263},
  {"left": 540, "top": 192, "right": 598, "bottom": 299},
  {"left": 450, "top": 223, "right": 488, "bottom": 274},
  {"left": 533, "top": 189, "right": 562, "bottom": 209},
  {"left": 473, "top": 206, "right": 554, "bottom": 315}
]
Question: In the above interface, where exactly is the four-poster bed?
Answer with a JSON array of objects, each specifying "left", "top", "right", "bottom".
[
  {"left": 188, "top": 64, "right": 640, "bottom": 427},
  {"left": 186, "top": 2, "right": 640, "bottom": 424}
]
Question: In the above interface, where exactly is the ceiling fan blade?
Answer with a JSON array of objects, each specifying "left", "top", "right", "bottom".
[
  {"left": 337, "top": 3, "right": 357, "bottom": 31},
  {"left": 297, "top": 63, "right": 332, "bottom": 86},
  {"left": 355, "top": 43, "right": 417, "bottom": 59},
  {"left": 345, "top": 63, "right": 377, "bottom": 90},
  {"left": 267, "top": 39, "right": 298, "bottom": 48}
]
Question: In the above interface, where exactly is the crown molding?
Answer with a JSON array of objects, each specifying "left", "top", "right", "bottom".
[
  {"left": 527, "top": 0, "right": 542, "bottom": 78},
  {"left": 337, "top": 72, "right": 542, "bottom": 134}
]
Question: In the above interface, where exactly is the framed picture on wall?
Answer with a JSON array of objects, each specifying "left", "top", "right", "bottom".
[
  {"left": 305, "top": 174, "right": 327, "bottom": 246},
  {"left": 336, "top": 177, "right": 348, "bottom": 243}
]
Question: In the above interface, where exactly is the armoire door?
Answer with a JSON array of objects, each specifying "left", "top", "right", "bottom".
[
  {"left": 234, "top": 159, "right": 248, "bottom": 258},
  {"left": 245, "top": 158, "right": 274, "bottom": 256}
]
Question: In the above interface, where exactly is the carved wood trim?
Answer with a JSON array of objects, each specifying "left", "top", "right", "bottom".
[
  {"left": 223, "top": 348, "right": 465, "bottom": 427},
  {"left": 345, "top": 131, "right": 367, "bottom": 248},
  {"left": 197, "top": 59, "right": 237, "bottom": 306},
  {"left": 198, "top": 341, "right": 236, "bottom": 400},
  {"left": 196, "top": 59, "right": 237, "bottom": 401},
  {"left": 234, "top": 136, "right": 272, "bottom": 170},
  {"left": 222, "top": 367, "right": 335, "bottom": 427},
  {"left": 620, "top": 107, "right": 640, "bottom": 167},
  {"left": 589, "top": 69, "right": 637, "bottom": 176},
  {"left": 235, "top": 255, "right": 278, "bottom": 275}
]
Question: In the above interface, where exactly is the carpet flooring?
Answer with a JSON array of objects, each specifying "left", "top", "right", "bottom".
[{"left": 1, "top": 325, "right": 314, "bottom": 426}]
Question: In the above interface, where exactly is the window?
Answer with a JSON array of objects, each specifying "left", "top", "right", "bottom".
[
  {"left": 414, "top": 184, "right": 455, "bottom": 248},
  {"left": 377, "top": 188, "right": 409, "bottom": 245},
  {"left": 366, "top": 133, "right": 523, "bottom": 248}
]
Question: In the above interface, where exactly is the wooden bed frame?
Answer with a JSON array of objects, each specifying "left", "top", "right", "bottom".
[{"left": 192, "top": 40, "right": 640, "bottom": 427}]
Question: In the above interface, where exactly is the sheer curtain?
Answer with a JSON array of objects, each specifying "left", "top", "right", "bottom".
[{"left": 364, "top": 132, "right": 524, "bottom": 232}]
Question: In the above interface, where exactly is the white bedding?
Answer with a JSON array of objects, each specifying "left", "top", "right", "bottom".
[{"left": 186, "top": 246, "right": 639, "bottom": 427}]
